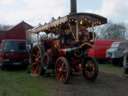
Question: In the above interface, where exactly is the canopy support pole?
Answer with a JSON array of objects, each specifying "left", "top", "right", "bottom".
[
  {"left": 68, "top": 23, "right": 76, "bottom": 41},
  {"left": 76, "top": 20, "right": 79, "bottom": 42}
]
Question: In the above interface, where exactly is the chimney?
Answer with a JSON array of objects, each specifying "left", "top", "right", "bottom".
[{"left": 70, "top": 0, "right": 77, "bottom": 14}]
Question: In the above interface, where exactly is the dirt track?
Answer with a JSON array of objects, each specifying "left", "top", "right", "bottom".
[{"left": 42, "top": 71, "right": 128, "bottom": 96}]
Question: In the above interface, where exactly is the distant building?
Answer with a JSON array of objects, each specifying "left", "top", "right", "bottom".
[{"left": 0, "top": 21, "right": 33, "bottom": 43}]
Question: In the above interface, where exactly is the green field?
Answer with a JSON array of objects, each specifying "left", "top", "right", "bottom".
[
  {"left": 0, "top": 64, "right": 124, "bottom": 96},
  {"left": 0, "top": 70, "right": 56, "bottom": 96},
  {"left": 99, "top": 64, "right": 124, "bottom": 76}
]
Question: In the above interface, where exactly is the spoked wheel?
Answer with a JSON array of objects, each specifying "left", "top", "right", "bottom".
[
  {"left": 55, "top": 57, "right": 71, "bottom": 84},
  {"left": 82, "top": 58, "right": 98, "bottom": 81},
  {"left": 31, "top": 46, "right": 42, "bottom": 76}
]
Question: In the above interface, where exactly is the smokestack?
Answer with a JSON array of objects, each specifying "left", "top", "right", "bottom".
[{"left": 70, "top": 0, "right": 77, "bottom": 14}]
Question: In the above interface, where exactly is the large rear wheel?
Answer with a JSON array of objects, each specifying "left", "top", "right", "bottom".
[
  {"left": 55, "top": 57, "right": 71, "bottom": 84},
  {"left": 82, "top": 58, "right": 98, "bottom": 81},
  {"left": 31, "top": 46, "right": 43, "bottom": 76}
]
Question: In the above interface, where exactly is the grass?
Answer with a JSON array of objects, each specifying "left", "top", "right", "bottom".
[
  {"left": 0, "top": 70, "right": 54, "bottom": 96},
  {"left": 99, "top": 64, "right": 124, "bottom": 76},
  {"left": 0, "top": 64, "right": 124, "bottom": 96}
]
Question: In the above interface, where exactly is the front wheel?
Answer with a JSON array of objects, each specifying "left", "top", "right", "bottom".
[
  {"left": 82, "top": 58, "right": 98, "bottom": 81},
  {"left": 55, "top": 57, "right": 71, "bottom": 84}
]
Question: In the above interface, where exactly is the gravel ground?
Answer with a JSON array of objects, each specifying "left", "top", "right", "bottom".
[{"left": 42, "top": 67, "right": 128, "bottom": 96}]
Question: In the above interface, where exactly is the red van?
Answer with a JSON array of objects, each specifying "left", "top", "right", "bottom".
[
  {"left": 0, "top": 39, "right": 29, "bottom": 69},
  {"left": 88, "top": 39, "right": 116, "bottom": 61}
]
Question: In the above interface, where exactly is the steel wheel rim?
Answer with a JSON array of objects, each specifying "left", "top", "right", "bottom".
[
  {"left": 56, "top": 59, "right": 68, "bottom": 81},
  {"left": 84, "top": 60, "right": 96, "bottom": 78},
  {"left": 31, "top": 47, "right": 41, "bottom": 75}
]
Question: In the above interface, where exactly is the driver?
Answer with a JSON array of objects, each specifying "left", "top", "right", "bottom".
[
  {"left": 59, "top": 32, "right": 76, "bottom": 47},
  {"left": 79, "top": 29, "right": 90, "bottom": 43}
]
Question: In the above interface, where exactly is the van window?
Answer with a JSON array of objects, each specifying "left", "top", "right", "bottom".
[
  {"left": 119, "top": 42, "right": 128, "bottom": 49},
  {"left": 111, "top": 42, "right": 120, "bottom": 48},
  {"left": 3, "top": 41, "right": 26, "bottom": 52}
]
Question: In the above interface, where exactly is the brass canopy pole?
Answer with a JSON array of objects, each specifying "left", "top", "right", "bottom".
[{"left": 76, "top": 20, "right": 79, "bottom": 41}]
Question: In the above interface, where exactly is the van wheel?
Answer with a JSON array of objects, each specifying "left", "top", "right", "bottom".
[
  {"left": 124, "top": 68, "right": 128, "bottom": 74},
  {"left": 1, "top": 64, "right": 6, "bottom": 70},
  {"left": 112, "top": 58, "right": 123, "bottom": 67}
]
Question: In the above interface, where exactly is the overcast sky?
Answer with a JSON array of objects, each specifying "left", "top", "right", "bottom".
[{"left": 0, "top": 0, "right": 128, "bottom": 26}]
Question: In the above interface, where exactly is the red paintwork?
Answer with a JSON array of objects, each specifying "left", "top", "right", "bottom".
[
  {"left": 88, "top": 39, "right": 116, "bottom": 59},
  {"left": 59, "top": 49, "right": 66, "bottom": 56},
  {"left": 0, "top": 21, "right": 33, "bottom": 43},
  {"left": 0, "top": 40, "right": 29, "bottom": 65},
  {"left": 1, "top": 52, "right": 28, "bottom": 60},
  {"left": 0, "top": 33, "right": 6, "bottom": 42}
]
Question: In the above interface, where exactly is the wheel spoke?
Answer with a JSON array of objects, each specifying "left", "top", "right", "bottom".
[
  {"left": 31, "top": 47, "right": 42, "bottom": 75},
  {"left": 82, "top": 59, "right": 98, "bottom": 81},
  {"left": 56, "top": 58, "right": 70, "bottom": 83}
]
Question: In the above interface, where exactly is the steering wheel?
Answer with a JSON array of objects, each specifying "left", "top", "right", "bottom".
[
  {"left": 80, "top": 42, "right": 92, "bottom": 48},
  {"left": 74, "top": 42, "right": 92, "bottom": 58},
  {"left": 74, "top": 48, "right": 83, "bottom": 58}
]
